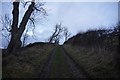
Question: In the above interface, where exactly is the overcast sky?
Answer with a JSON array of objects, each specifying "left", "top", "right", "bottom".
[{"left": 0, "top": 1, "right": 118, "bottom": 48}]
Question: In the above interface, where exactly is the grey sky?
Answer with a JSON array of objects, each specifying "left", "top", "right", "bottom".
[
  {"left": 35, "top": 2, "right": 118, "bottom": 44},
  {"left": 0, "top": 2, "right": 118, "bottom": 48}
]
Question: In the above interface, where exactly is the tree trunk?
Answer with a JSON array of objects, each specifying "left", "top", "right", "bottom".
[
  {"left": 18, "top": 2, "right": 35, "bottom": 39},
  {"left": 7, "top": 1, "right": 19, "bottom": 54},
  {"left": 7, "top": 1, "right": 35, "bottom": 54}
]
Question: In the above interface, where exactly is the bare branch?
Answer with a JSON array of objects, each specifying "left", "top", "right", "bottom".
[
  {"left": 22, "top": 28, "right": 29, "bottom": 47},
  {"left": 0, "top": 14, "right": 12, "bottom": 32},
  {"left": 63, "top": 27, "right": 71, "bottom": 41},
  {"left": 49, "top": 23, "right": 64, "bottom": 44}
]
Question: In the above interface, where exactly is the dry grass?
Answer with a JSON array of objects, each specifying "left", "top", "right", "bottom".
[
  {"left": 64, "top": 44, "right": 119, "bottom": 78},
  {"left": 2, "top": 44, "right": 55, "bottom": 78}
]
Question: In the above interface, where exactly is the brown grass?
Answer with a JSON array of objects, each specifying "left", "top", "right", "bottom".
[
  {"left": 2, "top": 44, "right": 55, "bottom": 78},
  {"left": 64, "top": 44, "right": 119, "bottom": 78}
]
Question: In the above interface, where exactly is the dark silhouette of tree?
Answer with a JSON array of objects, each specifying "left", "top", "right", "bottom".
[
  {"left": 49, "top": 23, "right": 63, "bottom": 44},
  {"left": 63, "top": 27, "right": 71, "bottom": 41},
  {"left": 7, "top": 0, "right": 46, "bottom": 54}
]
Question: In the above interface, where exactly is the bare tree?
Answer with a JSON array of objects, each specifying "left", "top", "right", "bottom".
[
  {"left": 49, "top": 23, "right": 63, "bottom": 44},
  {"left": 54, "top": 34, "right": 62, "bottom": 44},
  {"left": 6, "top": 0, "right": 46, "bottom": 54},
  {"left": 0, "top": 14, "right": 12, "bottom": 48},
  {"left": 63, "top": 27, "right": 71, "bottom": 41}
]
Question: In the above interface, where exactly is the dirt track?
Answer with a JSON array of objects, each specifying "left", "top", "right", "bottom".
[{"left": 39, "top": 46, "right": 89, "bottom": 79}]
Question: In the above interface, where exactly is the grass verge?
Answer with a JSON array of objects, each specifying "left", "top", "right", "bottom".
[
  {"left": 63, "top": 44, "right": 119, "bottom": 79},
  {"left": 2, "top": 44, "right": 54, "bottom": 78}
]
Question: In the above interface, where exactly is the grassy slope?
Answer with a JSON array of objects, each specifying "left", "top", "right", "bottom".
[
  {"left": 64, "top": 44, "right": 119, "bottom": 78},
  {"left": 50, "top": 46, "right": 72, "bottom": 78},
  {"left": 3, "top": 44, "right": 54, "bottom": 78}
]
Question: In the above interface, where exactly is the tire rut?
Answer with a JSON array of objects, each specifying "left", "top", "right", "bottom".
[
  {"left": 38, "top": 48, "right": 56, "bottom": 78},
  {"left": 38, "top": 46, "right": 90, "bottom": 79},
  {"left": 62, "top": 47, "right": 89, "bottom": 79}
]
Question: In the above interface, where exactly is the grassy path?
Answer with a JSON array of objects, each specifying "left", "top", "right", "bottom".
[
  {"left": 40, "top": 46, "right": 88, "bottom": 78},
  {"left": 50, "top": 46, "right": 72, "bottom": 78}
]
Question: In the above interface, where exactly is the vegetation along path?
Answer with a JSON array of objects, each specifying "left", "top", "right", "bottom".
[{"left": 39, "top": 46, "right": 88, "bottom": 78}]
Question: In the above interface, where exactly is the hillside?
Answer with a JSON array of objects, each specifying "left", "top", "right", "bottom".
[
  {"left": 64, "top": 28, "right": 119, "bottom": 48},
  {"left": 2, "top": 26, "right": 120, "bottom": 79},
  {"left": 63, "top": 27, "right": 120, "bottom": 78}
]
